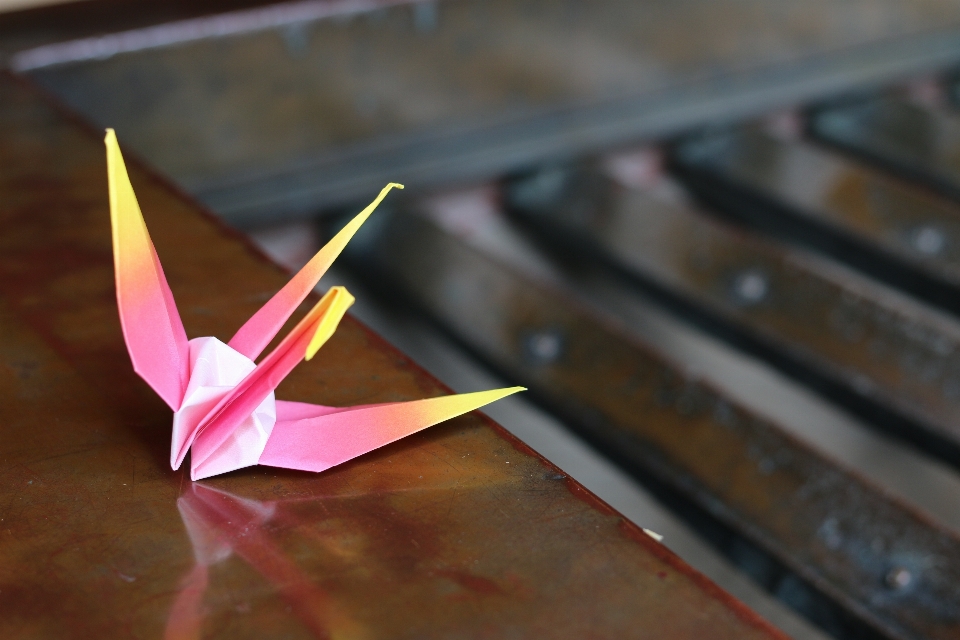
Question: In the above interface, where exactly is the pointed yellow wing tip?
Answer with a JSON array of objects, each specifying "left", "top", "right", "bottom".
[
  {"left": 455, "top": 386, "right": 524, "bottom": 412},
  {"left": 105, "top": 129, "right": 120, "bottom": 156},
  {"left": 334, "top": 284, "right": 356, "bottom": 301},
  {"left": 475, "top": 386, "right": 525, "bottom": 402},
  {"left": 304, "top": 287, "right": 355, "bottom": 361}
]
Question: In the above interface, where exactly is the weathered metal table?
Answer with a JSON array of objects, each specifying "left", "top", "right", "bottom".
[{"left": 0, "top": 71, "right": 786, "bottom": 638}]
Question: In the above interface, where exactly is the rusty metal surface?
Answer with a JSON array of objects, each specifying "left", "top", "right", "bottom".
[
  {"left": 0, "top": 73, "right": 794, "bottom": 639},
  {"left": 673, "top": 128, "right": 960, "bottom": 316},
  {"left": 353, "top": 208, "right": 960, "bottom": 640},
  {"left": 810, "top": 96, "right": 960, "bottom": 202},
  {"left": 20, "top": 0, "right": 960, "bottom": 224},
  {"left": 505, "top": 166, "right": 960, "bottom": 467}
]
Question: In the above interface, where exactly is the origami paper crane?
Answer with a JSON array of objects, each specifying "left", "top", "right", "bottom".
[{"left": 106, "top": 129, "right": 522, "bottom": 480}]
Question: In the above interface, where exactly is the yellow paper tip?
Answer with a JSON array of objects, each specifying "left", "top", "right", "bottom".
[{"left": 305, "top": 287, "right": 355, "bottom": 361}]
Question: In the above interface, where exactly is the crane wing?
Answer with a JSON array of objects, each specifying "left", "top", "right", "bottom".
[
  {"left": 259, "top": 388, "right": 525, "bottom": 473},
  {"left": 227, "top": 183, "right": 402, "bottom": 361},
  {"left": 106, "top": 129, "right": 189, "bottom": 411}
]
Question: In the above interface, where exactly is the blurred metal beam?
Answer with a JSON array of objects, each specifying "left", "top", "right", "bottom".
[
  {"left": 673, "top": 128, "right": 960, "bottom": 318},
  {"left": 505, "top": 165, "right": 960, "bottom": 469},
  {"left": 351, "top": 208, "right": 960, "bottom": 640},
  {"left": 18, "top": 0, "right": 960, "bottom": 225},
  {"left": 810, "top": 96, "right": 960, "bottom": 203}
]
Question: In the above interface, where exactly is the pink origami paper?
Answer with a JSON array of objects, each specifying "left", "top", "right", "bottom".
[{"left": 106, "top": 129, "right": 522, "bottom": 480}]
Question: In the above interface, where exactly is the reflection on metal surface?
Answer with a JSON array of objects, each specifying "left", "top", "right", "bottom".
[
  {"left": 23, "top": 0, "right": 960, "bottom": 224},
  {"left": 169, "top": 483, "right": 349, "bottom": 639},
  {"left": 505, "top": 165, "right": 960, "bottom": 468},
  {"left": 674, "top": 128, "right": 960, "bottom": 317},
  {"left": 810, "top": 97, "right": 960, "bottom": 201},
  {"left": 352, "top": 210, "right": 960, "bottom": 640}
]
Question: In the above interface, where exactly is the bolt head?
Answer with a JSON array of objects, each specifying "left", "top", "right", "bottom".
[
  {"left": 885, "top": 567, "right": 913, "bottom": 590},
  {"left": 731, "top": 269, "right": 768, "bottom": 305},
  {"left": 911, "top": 226, "right": 946, "bottom": 256},
  {"left": 523, "top": 329, "right": 564, "bottom": 364}
]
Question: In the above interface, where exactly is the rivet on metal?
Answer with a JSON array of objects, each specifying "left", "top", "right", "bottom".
[
  {"left": 885, "top": 567, "right": 913, "bottom": 591},
  {"left": 523, "top": 329, "right": 565, "bottom": 364},
  {"left": 910, "top": 225, "right": 946, "bottom": 256},
  {"left": 818, "top": 518, "right": 843, "bottom": 550},
  {"left": 731, "top": 269, "right": 769, "bottom": 305}
]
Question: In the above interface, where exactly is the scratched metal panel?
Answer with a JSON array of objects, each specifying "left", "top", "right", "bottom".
[
  {"left": 352, "top": 207, "right": 960, "bottom": 640},
  {"left": 810, "top": 96, "right": 960, "bottom": 201},
  {"left": 505, "top": 166, "right": 960, "bottom": 468},
  {"left": 20, "top": 0, "right": 960, "bottom": 224},
  {"left": 0, "top": 74, "right": 791, "bottom": 639}
]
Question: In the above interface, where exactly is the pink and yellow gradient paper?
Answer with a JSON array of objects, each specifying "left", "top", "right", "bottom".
[{"left": 106, "top": 129, "right": 522, "bottom": 480}]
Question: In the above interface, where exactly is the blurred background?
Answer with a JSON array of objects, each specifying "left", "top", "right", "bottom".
[{"left": 6, "top": 1, "right": 960, "bottom": 639}]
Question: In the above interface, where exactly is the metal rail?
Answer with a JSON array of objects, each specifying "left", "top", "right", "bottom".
[
  {"left": 673, "top": 128, "right": 960, "bottom": 317},
  {"left": 810, "top": 96, "right": 960, "bottom": 203},
  {"left": 505, "top": 164, "right": 960, "bottom": 468},
  {"left": 20, "top": 0, "right": 960, "bottom": 225}
]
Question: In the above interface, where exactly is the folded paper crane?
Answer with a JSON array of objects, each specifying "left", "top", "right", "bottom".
[{"left": 106, "top": 129, "right": 523, "bottom": 480}]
